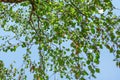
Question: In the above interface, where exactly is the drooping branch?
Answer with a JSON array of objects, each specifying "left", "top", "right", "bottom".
[{"left": 0, "top": 0, "right": 26, "bottom": 3}]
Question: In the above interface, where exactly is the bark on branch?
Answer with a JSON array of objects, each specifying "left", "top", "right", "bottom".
[{"left": 0, "top": 0, "right": 26, "bottom": 3}]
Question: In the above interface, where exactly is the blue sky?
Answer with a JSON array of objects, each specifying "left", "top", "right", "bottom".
[
  {"left": 94, "top": 47, "right": 120, "bottom": 80},
  {"left": 94, "top": 1, "right": 120, "bottom": 80},
  {"left": 0, "top": 0, "right": 120, "bottom": 80}
]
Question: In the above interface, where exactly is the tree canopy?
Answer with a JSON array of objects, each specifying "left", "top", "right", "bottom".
[{"left": 0, "top": 0, "right": 120, "bottom": 80}]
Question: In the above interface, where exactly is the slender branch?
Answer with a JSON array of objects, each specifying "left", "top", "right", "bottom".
[
  {"left": 37, "top": 15, "right": 41, "bottom": 30},
  {"left": 113, "top": 7, "right": 120, "bottom": 10},
  {"left": 0, "top": 0, "right": 26, "bottom": 3},
  {"left": 28, "top": 19, "right": 38, "bottom": 34},
  {"left": 69, "top": 0, "right": 85, "bottom": 16}
]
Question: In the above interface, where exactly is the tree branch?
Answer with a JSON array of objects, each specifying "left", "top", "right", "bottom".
[
  {"left": 0, "top": 0, "right": 26, "bottom": 3},
  {"left": 69, "top": 0, "right": 85, "bottom": 16}
]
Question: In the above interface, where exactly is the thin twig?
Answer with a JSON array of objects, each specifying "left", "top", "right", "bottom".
[{"left": 69, "top": 0, "right": 85, "bottom": 16}]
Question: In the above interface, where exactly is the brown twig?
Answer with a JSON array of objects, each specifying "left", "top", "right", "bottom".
[{"left": 0, "top": 0, "right": 26, "bottom": 3}]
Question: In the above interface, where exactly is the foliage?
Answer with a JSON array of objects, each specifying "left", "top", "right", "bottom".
[{"left": 0, "top": 0, "right": 120, "bottom": 80}]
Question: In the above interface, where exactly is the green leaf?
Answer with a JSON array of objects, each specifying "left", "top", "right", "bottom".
[
  {"left": 83, "top": 70, "right": 88, "bottom": 75},
  {"left": 94, "top": 58, "right": 99, "bottom": 64},
  {"left": 116, "top": 50, "right": 120, "bottom": 55},
  {"left": 95, "top": 68, "right": 100, "bottom": 73},
  {"left": 91, "top": 28, "right": 95, "bottom": 34},
  {"left": 21, "top": 42, "right": 26, "bottom": 48}
]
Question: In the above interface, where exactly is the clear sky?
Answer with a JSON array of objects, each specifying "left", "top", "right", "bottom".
[
  {"left": 94, "top": 1, "right": 120, "bottom": 80},
  {"left": 0, "top": 0, "right": 120, "bottom": 80}
]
